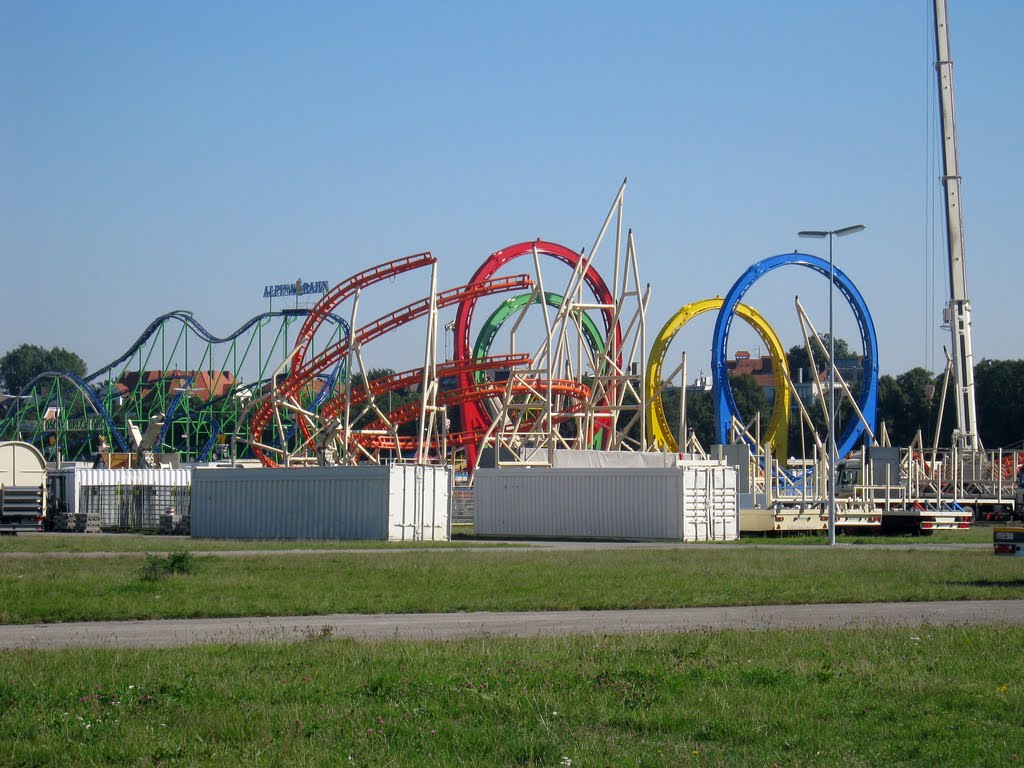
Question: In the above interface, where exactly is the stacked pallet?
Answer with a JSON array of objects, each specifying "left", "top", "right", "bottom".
[
  {"left": 74, "top": 511, "right": 101, "bottom": 533},
  {"left": 49, "top": 508, "right": 77, "bottom": 532},
  {"left": 158, "top": 512, "right": 191, "bottom": 536}
]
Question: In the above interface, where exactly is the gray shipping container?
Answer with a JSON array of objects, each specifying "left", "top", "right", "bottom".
[
  {"left": 191, "top": 464, "right": 449, "bottom": 541},
  {"left": 474, "top": 464, "right": 738, "bottom": 541}
]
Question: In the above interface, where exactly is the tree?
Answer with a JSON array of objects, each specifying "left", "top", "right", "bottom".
[
  {"left": 684, "top": 389, "right": 715, "bottom": 448},
  {"left": 729, "top": 373, "right": 770, "bottom": 437},
  {"left": 640, "top": 384, "right": 715, "bottom": 451},
  {"left": 0, "top": 344, "right": 88, "bottom": 393},
  {"left": 974, "top": 359, "right": 1024, "bottom": 448},
  {"left": 875, "top": 367, "right": 939, "bottom": 448},
  {"left": 786, "top": 334, "right": 853, "bottom": 385}
]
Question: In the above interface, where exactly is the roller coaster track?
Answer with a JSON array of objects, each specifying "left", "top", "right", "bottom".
[
  {"left": 8, "top": 371, "right": 131, "bottom": 453},
  {"left": 367, "top": 378, "right": 591, "bottom": 431},
  {"left": 712, "top": 252, "right": 878, "bottom": 459},
  {"left": 645, "top": 298, "right": 790, "bottom": 460},
  {"left": 472, "top": 292, "right": 605, "bottom": 383},
  {"left": 287, "top": 254, "right": 436, "bottom": 375},
  {"left": 0, "top": 309, "right": 351, "bottom": 461},
  {"left": 155, "top": 373, "right": 195, "bottom": 449},
  {"left": 451, "top": 241, "right": 620, "bottom": 465},
  {"left": 349, "top": 378, "right": 592, "bottom": 453},
  {"left": 316, "top": 355, "right": 534, "bottom": 461},
  {"left": 82, "top": 309, "right": 350, "bottom": 383},
  {"left": 250, "top": 272, "right": 535, "bottom": 466},
  {"left": 319, "top": 353, "right": 532, "bottom": 424}
]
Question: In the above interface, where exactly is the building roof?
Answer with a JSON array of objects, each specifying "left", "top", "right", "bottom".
[{"left": 113, "top": 370, "right": 237, "bottom": 402}]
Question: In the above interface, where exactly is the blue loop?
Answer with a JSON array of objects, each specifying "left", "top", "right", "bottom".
[{"left": 711, "top": 252, "right": 878, "bottom": 459}]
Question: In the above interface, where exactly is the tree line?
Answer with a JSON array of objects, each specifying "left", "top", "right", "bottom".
[
  {"left": 0, "top": 344, "right": 88, "bottom": 394},
  {"left": 652, "top": 345, "right": 1024, "bottom": 455},
  {"left": 4, "top": 340, "right": 1022, "bottom": 452}
]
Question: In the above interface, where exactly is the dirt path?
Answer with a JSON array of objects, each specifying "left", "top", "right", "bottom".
[{"left": 1, "top": 599, "right": 1021, "bottom": 649}]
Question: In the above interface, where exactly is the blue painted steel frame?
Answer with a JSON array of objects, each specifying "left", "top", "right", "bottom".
[
  {"left": 711, "top": 252, "right": 878, "bottom": 459},
  {"left": 14, "top": 371, "right": 132, "bottom": 453}
]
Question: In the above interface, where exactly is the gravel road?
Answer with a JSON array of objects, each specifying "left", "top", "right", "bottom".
[{"left": 2, "top": 599, "right": 1021, "bottom": 649}]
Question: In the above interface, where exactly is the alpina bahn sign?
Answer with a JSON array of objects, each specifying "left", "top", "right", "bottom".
[{"left": 263, "top": 280, "right": 330, "bottom": 299}]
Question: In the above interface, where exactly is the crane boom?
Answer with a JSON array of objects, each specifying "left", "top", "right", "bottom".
[{"left": 933, "top": 0, "right": 980, "bottom": 451}]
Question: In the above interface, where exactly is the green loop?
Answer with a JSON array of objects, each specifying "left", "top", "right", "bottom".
[{"left": 472, "top": 292, "right": 605, "bottom": 384}]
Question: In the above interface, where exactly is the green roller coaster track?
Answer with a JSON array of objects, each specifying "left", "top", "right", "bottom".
[
  {"left": 472, "top": 291, "right": 606, "bottom": 381},
  {"left": 0, "top": 310, "right": 348, "bottom": 463}
]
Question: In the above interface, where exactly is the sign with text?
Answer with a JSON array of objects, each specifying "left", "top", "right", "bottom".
[{"left": 263, "top": 280, "right": 330, "bottom": 299}]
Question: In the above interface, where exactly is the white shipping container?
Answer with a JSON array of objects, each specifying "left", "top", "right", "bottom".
[
  {"left": 191, "top": 464, "right": 449, "bottom": 541},
  {"left": 475, "top": 463, "right": 738, "bottom": 541},
  {"left": 550, "top": 449, "right": 682, "bottom": 469},
  {"left": 681, "top": 464, "right": 738, "bottom": 541}
]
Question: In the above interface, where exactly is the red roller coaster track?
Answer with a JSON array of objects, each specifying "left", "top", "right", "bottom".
[
  {"left": 250, "top": 268, "right": 535, "bottom": 466},
  {"left": 349, "top": 377, "right": 593, "bottom": 454},
  {"left": 319, "top": 353, "right": 532, "bottom": 424},
  {"left": 450, "top": 240, "right": 621, "bottom": 466},
  {"left": 289, "top": 253, "right": 436, "bottom": 375}
]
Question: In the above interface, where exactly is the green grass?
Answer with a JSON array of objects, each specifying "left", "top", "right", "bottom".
[
  {"left": 0, "top": 523, "right": 993, "bottom": 553},
  {"left": 1, "top": 626, "right": 1022, "bottom": 766},
  {"left": 2, "top": 547, "right": 1022, "bottom": 624},
  {"left": 741, "top": 526, "right": 993, "bottom": 545},
  {"left": 0, "top": 532, "right": 503, "bottom": 554}
]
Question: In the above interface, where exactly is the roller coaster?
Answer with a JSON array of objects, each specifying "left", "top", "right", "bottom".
[
  {"left": 1, "top": 172, "right": 1001, "bottom": 535},
  {"left": 0, "top": 182, "right": 882, "bottom": 488},
  {"left": 0, "top": 309, "right": 349, "bottom": 463},
  {"left": 2, "top": 1, "right": 1010, "bottom": 537},
  {"left": 215, "top": 183, "right": 868, "bottom": 490}
]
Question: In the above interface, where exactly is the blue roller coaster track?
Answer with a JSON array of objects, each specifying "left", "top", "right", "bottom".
[{"left": 711, "top": 252, "right": 879, "bottom": 461}]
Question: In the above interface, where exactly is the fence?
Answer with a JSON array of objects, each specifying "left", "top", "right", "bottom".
[
  {"left": 78, "top": 484, "right": 191, "bottom": 531},
  {"left": 450, "top": 488, "right": 475, "bottom": 527}
]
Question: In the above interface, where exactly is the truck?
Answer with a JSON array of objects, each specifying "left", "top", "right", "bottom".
[
  {"left": 0, "top": 441, "right": 47, "bottom": 533},
  {"left": 835, "top": 446, "right": 976, "bottom": 533}
]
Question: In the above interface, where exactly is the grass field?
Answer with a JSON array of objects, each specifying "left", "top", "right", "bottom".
[
  {"left": 742, "top": 526, "right": 994, "bottom": 545},
  {"left": 0, "top": 521, "right": 999, "bottom": 554},
  {"left": 0, "top": 532, "right": 504, "bottom": 554},
  {"left": 2, "top": 531, "right": 1021, "bottom": 765},
  {"left": 2, "top": 626, "right": 1022, "bottom": 766},
  {"left": 2, "top": 546, "right": 1022, "bottom": 624}
]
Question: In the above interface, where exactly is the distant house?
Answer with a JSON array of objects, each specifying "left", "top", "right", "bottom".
[
  {"left": 112, "top": 370, "right": 237, "bottom": 404},
  {"left": 726, "top": 350, "right": 864, "bottom": 408},
  {"left": 727, "top": 351, "right": 777, "bottom": 389}
]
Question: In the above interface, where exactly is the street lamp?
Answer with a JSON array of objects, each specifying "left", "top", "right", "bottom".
[{"left": 797, "top": 224, "right": 865, "bottom": 545}]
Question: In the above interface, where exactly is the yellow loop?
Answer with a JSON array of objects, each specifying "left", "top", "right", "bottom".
[{"left": 645, "top": 297, "right": 790, "bottom": 461}]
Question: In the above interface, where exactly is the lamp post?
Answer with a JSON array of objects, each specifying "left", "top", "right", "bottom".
[{"left": 797, "top": 224, "right": 865, "bottom": 545}]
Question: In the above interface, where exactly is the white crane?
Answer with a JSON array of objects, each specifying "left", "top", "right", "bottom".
[{"left": 933, "top": 0, "right": 981, "bottom": 451}]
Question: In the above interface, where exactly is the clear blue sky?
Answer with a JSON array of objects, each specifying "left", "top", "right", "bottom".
[{"left": 3, "top": 0, "right": 1022, "bottom": 380}]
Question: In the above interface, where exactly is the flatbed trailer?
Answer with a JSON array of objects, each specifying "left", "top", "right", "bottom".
[
  {"left": 740, "top": 504, "right": 825, "bottom": 534},
  {"left": 738, "top": 502, "right": 881, "bottom": 534},
  {"left": 835, "top": 446, "right": 996, "bottom": 533}
]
